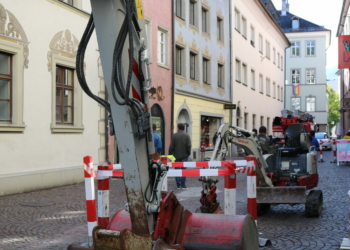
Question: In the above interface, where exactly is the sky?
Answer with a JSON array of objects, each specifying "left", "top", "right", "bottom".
[{"left": 271, "top": 0, "right": 343, "bottom": 71}]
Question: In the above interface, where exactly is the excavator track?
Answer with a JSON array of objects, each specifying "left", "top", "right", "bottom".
[{"left": 305, "top": 190, "right": 323, "bottom": 217}]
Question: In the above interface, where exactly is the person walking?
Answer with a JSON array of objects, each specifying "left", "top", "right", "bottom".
[
  {"left": 309, "top": 130, "right": 320, "bottom": 151},
  {"left": 169, "top": 123, "right": 192, "bottom": 189},
  {"left": 152, "top": 124, "right": 162, "bottom": 160}
]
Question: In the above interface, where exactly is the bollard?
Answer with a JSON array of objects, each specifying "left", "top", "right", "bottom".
[
  {"left": 83, "top": 156, "right": 97, "bottom": 247},
  {"left": 97, "top": 164, "right": 112, "bottom": 228},
  {"left": 246, "top": 155, "right": 257, "bottom": 225},
  {"left": 331, "top": 139, "right": 337, "bottom": 163},
  {"left": 319, "top": 141, "right": 324, "bottom": 162},
  {"left": 224, "top": 162, "right": 237, "bottom": 215}
]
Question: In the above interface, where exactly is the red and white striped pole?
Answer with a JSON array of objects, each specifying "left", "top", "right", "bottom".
[
  {"left": 83, "top": 156, "right": 97, "bottom": 247},
  {"left": 331, "top": 139, "right": 337, "bottom": 163},
  {"left": 319, "top": 141, "right": 324, "bottom": 162},
  {"left": 97, "top": 164, "right": 112, "bottom": 228},
  {"left": 246, "top": 155, "right": 257, "bottom": 225},
  {"left": 224, "top": 162, "right": 236, "bottom": 215}
]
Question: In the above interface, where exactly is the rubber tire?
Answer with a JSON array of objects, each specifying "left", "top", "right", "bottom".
[
  {"left": 305, "top": 190, "right": 323, "bottom": 217},
  {"left": 257, "top": 203, "right": 271, "bottom": 216}
]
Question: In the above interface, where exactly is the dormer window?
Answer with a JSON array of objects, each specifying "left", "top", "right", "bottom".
[{"left": 292, "top": 16, "right": 299, "bottom": 29}]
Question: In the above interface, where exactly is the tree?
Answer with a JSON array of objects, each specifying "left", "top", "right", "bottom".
[{"left": 327, "top": 85, "right": 340, "bottom": 136}]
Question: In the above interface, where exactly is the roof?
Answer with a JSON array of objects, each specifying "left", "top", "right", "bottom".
[{"left": 277, "top": 11, "right": 331, "bottom": 33}]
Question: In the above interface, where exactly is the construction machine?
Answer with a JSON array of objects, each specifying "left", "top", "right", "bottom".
[
  {"left": 199, "top": 123, "right": 323, "bottom": 217},
  {"left": 67, "top": 0, "right": 259, "bottom": 249}
]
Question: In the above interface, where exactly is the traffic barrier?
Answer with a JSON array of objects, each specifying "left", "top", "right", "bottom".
[
  {"left": 83, "top": 156, "right": 97, "bottom": 247},
  {"left": 331, "top": 139, "right": 337, "bottom": 163}
]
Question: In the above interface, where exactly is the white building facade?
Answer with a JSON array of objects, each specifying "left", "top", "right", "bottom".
[
  {"left": 232, "top": 0, "right": 289, "bottom": 134},
  {"left": 278, "top": 1, "right": 331, "bottom": 132},
  {"left": 0, "top": 0, "right": 105, "bottom": 196}
]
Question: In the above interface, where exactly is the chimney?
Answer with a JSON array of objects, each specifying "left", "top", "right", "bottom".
[{"left": 281, "top": 0, "right": 289, "bottom": 16}]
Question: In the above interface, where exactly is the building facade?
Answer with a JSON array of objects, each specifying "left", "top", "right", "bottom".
[
  {"left": 0, "top": 0, "right": 104, "bottom": 196},
  {"left": 143, "top": 0, "right": 173, "bottom": 156},
  {"left": 174, "top": 0, "right": 231, "bottom": 160},
  {"left": 278, "top": 0, "right": 331, "bottom": 133},
  {"left": 337, "top": 0, "right": 350, "bottom": 136},
  {"left": 232, "top": 0, "right": 289, "bottom": 136}
]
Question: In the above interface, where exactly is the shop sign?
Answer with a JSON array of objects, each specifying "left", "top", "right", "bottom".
[
  {"left": 223, "top": 104, "right": 236, "bottom": 109},
  {"left": 338, "top": 35, "right": 350, "bottom": 69}
]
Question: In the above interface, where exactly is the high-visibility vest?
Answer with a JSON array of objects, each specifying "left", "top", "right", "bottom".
[{"left": 166, "top": 155, "right": 176, "bottom": 163}]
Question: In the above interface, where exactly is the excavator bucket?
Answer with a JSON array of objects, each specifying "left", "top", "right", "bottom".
[{"left": 257, "top": 186, "right": 307, "bottom": 204}]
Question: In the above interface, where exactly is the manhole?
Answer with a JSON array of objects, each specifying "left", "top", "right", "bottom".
[{"left": 19, "top": 201, "right": 55, "bottom": 207}]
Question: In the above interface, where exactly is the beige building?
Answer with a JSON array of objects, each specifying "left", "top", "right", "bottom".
[
  {"left": 0, "top": 0, "right": 105, "bottom": 196},
  {"left": 232, "top": 0, "right": 290, "bottom": 134}
]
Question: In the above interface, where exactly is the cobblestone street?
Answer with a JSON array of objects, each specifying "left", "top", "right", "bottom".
[{"left": 0, "top": 150, "right": 349, "bottom": 250}]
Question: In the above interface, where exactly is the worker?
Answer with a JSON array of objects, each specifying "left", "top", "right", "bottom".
[
  {"left": 152, "top": 124, "right": 162, "bottom": 160},
  {"left": 169, "top": 123, "right": 192, "bottom": 190},
  {"left": 309, "top": 131, "right": 319, "bottom": 151},
  {"left": 257, "top": 126, "right": 272, "bottom": 154},
  {"left": 343, "top": 130, "right": 350, "bottom": 139}
]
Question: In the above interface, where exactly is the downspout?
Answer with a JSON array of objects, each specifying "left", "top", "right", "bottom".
[
  {"left": 171, "top": 0, "right": 175, "bottom": 147},
  {"left": 229, "top": 0, "right": 233, "bottom": 125}
]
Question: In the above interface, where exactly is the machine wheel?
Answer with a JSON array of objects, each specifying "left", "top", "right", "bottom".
[
  {"left": 257, "top": 203, "right": 271, "bottom": 216},
  {"left": 305, "top": 190, "right": 323, "bottom": 217}
]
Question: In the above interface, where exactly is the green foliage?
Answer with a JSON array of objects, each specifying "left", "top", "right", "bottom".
[{"left": 327, "top": 85, "right": 340, "bottom": 134}]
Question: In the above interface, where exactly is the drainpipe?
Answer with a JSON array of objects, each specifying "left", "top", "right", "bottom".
[
  {"left": 171, "top": 0, "right": 175, "bottom": 145},
  {"left": 229, "top": 0, "right": 233, "bottom": 126}
]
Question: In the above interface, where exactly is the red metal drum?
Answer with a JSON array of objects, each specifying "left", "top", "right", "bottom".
[
  {"left": 181, "top": 213, "right": 258, "bottom": 250},
  {"left": 108, "top": 210, "right": 259, "bottom": 250}
]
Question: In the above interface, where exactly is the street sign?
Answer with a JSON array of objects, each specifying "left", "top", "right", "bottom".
[{"left": 224, "top": 104, "right": 236, "bottom": 109}]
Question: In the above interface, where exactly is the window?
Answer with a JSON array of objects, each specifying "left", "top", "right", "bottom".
[
  {"left": 259, "top": 74, "right": 263, "bottom": 93},
  {"left": 250, "top": 26, "right": 255, "bottom": 46},
  {"left": 266, "top": 41, "right": 270, "bottom": 59},
  {"left": 306, "top": 69, "right": 315, "bottom": 84},
  {"left": 292, "top": 69, "right": 300, "bottom": 84},
  {"left": 176, "top": 0, "right": 184, "bottom": 19},
  {"left": 281, "top": 87, "right": 283, "bottom": 102},
  {"left": 277, "top": 85, "right": 280, "bottom": 100},
  {"left": 241, "top": 16, "right": 247, "bottom": 38},
  {"left": 259, "top": 34, "right": 263, "bottom": 53},
  {"left": 260, "top": 116, "right": 264, "bottom": 127},
  {"left": 217, "top": 17, "right": 224, "bottom": 42},
  {"left": 242, "top": 63, "right": 247, "bottom": 85},
  {"left": 291, "top": 42, "right": 300, "bottom": 57},
  {"left": 202, "top": 7, "right": 209, "bottom": 33},
  {"left": 59, "top": 0, "right": 80, "bottom": 7},
  {"left": 190, "top": 52, "right": 197, "bottom": 80},
  {"left": 281, "top": 56, "right": 283, "bottom": 71},
  {"left": 273, "top": 81, "right": 276, "bottom": 98},
  {"left": 201, "top": 116, "right": 222, "bottom": 151},
  {"left": 189, "top": 1, "right": 197, "bottom": 27},
  {"left": 251, "top": 69, "right": 255, "bottom": 89},
  {"left": 203, "top": 58, "right": 210, "bottom": 84},
  {"left": 291, "top": 97, "right": 301, "bottom": 110},
  {"left": 267, "top": 117, "right": 270, "bottom": 134},
  {"left": 218, "top": 64, "right": 224, "bottom": 88},
  {"left": 292, "top": 17, "right": 299, "bottom": 29},
  {"left": 235, "top": 59, "right": 241, "bottom": 82},
  {"left": 175, "top": 46, "right": 185, "bottom": 76},
  {"left": 158, "top": 28, "right": 168, "bottom": 66},
  {"left": 266, "top": 78, "right": 270, "bottom": 96},
  {"left": 0, "top": 52, "right": 12, "bottom": 122},
  {"left": 306, "top": 97, "right": 315, "bottom": 111},
  {"left": 273, "top": 48, "right": 276, "bottom": 64},
  {"left": 244, "top": 113, "right": 248, "bottom": 129},
  {"left": 277, "top": 52, "right": 280, "bottom": 68},
  {"left": 235, "top": 9, "right": 240, "bottom": 32},
  {"left": 306, "top": 41, "right": 315, "bottom": 56},
  {"left": 252, "top": 114, "right": 256, "bottom": 130},
  {"left": 56, "top": 66, "right": 74, "bottom": 124}
]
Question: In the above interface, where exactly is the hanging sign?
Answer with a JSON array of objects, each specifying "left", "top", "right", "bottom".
[{"left": 338, "top": 35, "right": 350, "bottom": 69}]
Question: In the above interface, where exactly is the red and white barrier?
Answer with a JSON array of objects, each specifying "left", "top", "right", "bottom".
[
  {"left": 331, "top": 139, "right": 337, "bottom": 163},
  {"left": 83, "top": 156, "right": 97, "bottom": 247},
  {"left": 97, "top": 165, "right": 112, "bottom": 228},
  {"left": 319, "top": 139, "right": 337, "bottom": 163},
  {"left": 319, "top": 141, "right": 324, "bottom": 162},
  {"left": 246, "top": 156, "right": 257, "bottom": 225}
]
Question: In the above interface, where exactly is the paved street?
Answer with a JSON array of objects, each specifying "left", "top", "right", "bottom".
[{"left": 0, "top": 150, "right": 349, "bottom": 250}]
